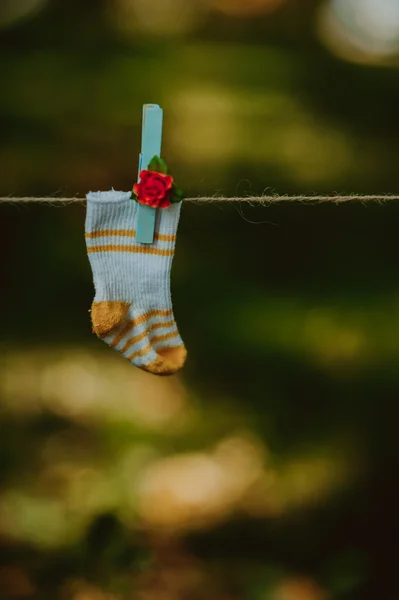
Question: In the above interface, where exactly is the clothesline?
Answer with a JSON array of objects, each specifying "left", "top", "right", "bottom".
[{"left": 1, "top": 194, "right": 399, "bottom": 205}]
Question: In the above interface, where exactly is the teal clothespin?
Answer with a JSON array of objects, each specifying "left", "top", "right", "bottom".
[{"left": 135, "top": 104, "right": 163, "bottom": 244}]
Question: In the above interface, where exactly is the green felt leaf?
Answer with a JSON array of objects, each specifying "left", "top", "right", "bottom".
[
  {"left": 147, "top": 155, "right": 168, "bottom": 174},
  {"left": 172, "top": 185, "right": 184, "bottom": 198},
  {"left": 131, "top": 192, "right": 138, "bottom": 202},
  {"left": 147, "top": 156, "right": 160, "bottom": 171}
]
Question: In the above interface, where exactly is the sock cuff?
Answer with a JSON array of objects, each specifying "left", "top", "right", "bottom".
[
  {"left": 86, "top": 190, "right": 132, "bottom": 204},
  {"left": 86, "top": 190, "right": 182, "bottom": 238}
]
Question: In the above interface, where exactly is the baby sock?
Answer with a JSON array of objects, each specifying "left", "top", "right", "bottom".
[{"left": 85, "top": 190, "right": 186, "bottom": 375}]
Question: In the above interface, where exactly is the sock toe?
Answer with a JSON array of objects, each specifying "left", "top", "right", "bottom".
[{"left": 143, "top": 345, "right": 187, "bottom": 376}]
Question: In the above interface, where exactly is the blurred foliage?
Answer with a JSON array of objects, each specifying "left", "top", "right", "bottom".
[{"left": 1, "top": 0, "right": 399, "bottom": 599}]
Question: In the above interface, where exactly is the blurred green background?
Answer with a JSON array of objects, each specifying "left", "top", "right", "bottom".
[{"left": 1, "top": 0, "right": 399, "bottom": 598}]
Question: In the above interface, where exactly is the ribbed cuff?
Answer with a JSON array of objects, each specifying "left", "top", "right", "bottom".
[{"left": 86, "top": 190, "right": 132, "bottom": 204}]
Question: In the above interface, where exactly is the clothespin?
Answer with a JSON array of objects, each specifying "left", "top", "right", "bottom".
[{"left": 135, "top": 104, "right": 163, "bottom": 244}]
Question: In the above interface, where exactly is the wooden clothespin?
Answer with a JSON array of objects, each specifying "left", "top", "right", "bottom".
[{"left": 135, "top": 104, "right": 163, "bottom": 244}]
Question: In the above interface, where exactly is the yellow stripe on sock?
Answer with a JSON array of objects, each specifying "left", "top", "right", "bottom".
[
  {"left": 85, "top": 230, "right": 176, "bottom": 242},
  {"left": 126, "top": 332, "right": 180, "bottom": 363},
  {"left": 111, "top": 309, "right": 174, "bottom": 348},
  {"left": 87, "top": 245, "right": 174, "bottom": 256},
  {"left": 133, "top": 309, "right": 174, "bottom": 326},
  {"left": 120, "top": 330, "right": 147, "bottom": 353},
  {"left": 119, "top": 320, "right": 176, "bottom": 354},
  {"left": 150, "top": 330, "right": 179, "bottom": 345},
  {"left": 127, "top": 344, "right": 152, "bottom": 362}
]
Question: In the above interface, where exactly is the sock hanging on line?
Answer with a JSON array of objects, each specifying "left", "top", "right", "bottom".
[{"left": 85, "top": 190, "right": 186, "bottom": 375}]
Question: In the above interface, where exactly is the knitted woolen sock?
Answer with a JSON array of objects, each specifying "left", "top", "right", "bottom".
[{"left": 85, "top": 190, "right": 186, "bottom": 375}]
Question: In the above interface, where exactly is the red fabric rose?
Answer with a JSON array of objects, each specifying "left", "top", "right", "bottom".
[{"left": 133, "top": 170, "right": 174, "bottom": 209}]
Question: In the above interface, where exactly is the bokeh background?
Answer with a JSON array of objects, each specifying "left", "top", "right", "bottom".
[{"left": 1, "top": 0, "right": 399, "bottom": 598}]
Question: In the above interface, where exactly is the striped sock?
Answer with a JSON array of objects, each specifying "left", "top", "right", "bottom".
[{"left": 85, "top": 190, "right": 186, "bottom": 375}]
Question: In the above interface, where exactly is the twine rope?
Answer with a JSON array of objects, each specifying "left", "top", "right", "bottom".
[{"left": 1, "top": 194, "right": 399, "bottom": 205}]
